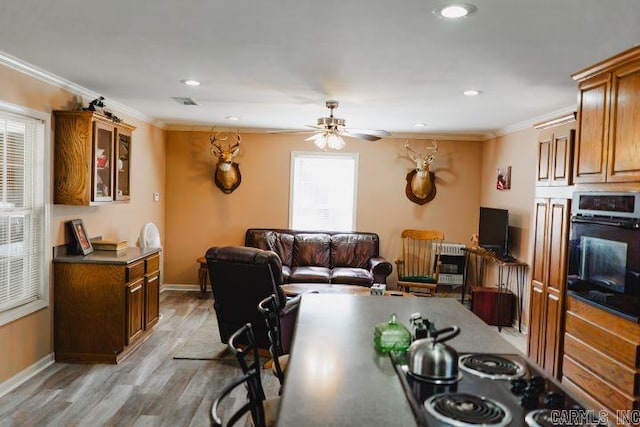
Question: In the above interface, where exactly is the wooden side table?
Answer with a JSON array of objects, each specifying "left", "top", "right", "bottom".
[{"left": 197, "top": 256, "right": 209, "bottom": 297}]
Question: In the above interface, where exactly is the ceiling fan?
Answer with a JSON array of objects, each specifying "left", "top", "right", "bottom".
[{"left": 272, "top": 100, "right": 390, "bottom": 150}]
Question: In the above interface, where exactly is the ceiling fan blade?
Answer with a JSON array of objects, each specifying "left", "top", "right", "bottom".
[
  {"left": 339, "top": 130, "right": 382, "bottom": 142},
  {"left": 345, "top": 128, "right": 391, "bottom": 137},
  {"left": 267, "top": 129, "right": 315, "bottom": 134}
]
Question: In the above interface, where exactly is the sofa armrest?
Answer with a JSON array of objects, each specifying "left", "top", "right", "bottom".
[{"left": 369, "top": 257, "right": 393, "bottom": 284}]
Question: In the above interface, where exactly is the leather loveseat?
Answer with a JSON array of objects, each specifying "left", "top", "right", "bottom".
[{"left": 245, "top": 228, "right": 392, "bottom": 286}]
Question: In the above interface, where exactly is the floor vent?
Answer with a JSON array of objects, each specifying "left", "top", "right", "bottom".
[{"left": 172, "top": 97, "right": 197, "bottom": 106}]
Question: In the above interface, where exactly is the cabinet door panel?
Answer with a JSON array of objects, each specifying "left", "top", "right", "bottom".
[
  {"left": 528, "top": 284, "right": 545, "bottom": 364},
  {"left": 531, "top": 199, "right": 548, "bottom": 285},
  {"left": 93, "top": 120, "right": 115, "bottom": 202},
  {"left": 574, "top": 74, "right": 610, "bottom": 183},
  {"left": 537, "top": 135, "right": 552, "bottom": 186},
  {"left": 551, "top": 130, "right": 574, "bottom": 186},
  {"left": 543, "top": 291, "right": 563, "bottom": 378},
  {"left": 145, "top": 273, "right": 160, "bottom": 329},
  {"left": 115, "top": 128, "right": 132, "bottom": 201},
  {"left": 608, "top": 61, "right": 640, "bottom": 182},
  {"left": 547, "top": 199, "right": 570, "bottom": 293},
  {"left": 126, "top": 279, "right": 144, "bottom": 345}
]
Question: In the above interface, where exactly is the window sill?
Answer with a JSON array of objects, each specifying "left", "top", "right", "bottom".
[{"left": 0, "top": 299, "right": 49, "bottom": 327}]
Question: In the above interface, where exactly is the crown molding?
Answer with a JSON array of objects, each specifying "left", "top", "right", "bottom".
[
  {"left": 490, "top": 105, "right": 576, "bottom": 139},
  {"left": 0, "top": 50, "right": 164, "bottom": 127}
]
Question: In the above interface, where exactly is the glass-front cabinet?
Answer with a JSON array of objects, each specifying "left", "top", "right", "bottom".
[{"left": 54, "top": 111, "right": 136, "bottom": 205}]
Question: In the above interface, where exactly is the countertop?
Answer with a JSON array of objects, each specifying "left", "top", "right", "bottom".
[
  {"left": 53, "top": 246, "right": 161, "bottom": 265},
  {"left": 276, "top": 294, "right": 519, "bottom": 427}
]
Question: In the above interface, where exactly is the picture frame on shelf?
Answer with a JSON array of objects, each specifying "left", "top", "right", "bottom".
[{"left": 69, "top": 219, "right": 93, "bottom": 255}]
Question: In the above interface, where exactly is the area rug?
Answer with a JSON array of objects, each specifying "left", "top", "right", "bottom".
[{"left": 173, "top": 311, "right": 234, "bottom": 360}]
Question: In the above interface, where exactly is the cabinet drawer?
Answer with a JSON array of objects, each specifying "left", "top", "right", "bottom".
[
  {"left": 564, "top": 333, "right": 639, "bottom": 395},
  {"left": 145, "top": 253, "right": 160, "bottom": 273},
  {"left": 563, "top": 355, "right": 639, "bottom": 410},
  {"left": 565, "top": 310, "right": 640, "bottom": 368},
  {"left": 126, "top": 261, "right": 145, "bottom": 282}
]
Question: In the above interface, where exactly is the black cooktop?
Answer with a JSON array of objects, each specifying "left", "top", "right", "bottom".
[{"left": 391, "top": 353, "right": 605, "bottom": 427}]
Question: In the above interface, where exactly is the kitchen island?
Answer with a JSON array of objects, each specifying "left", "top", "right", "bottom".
[{"left": 276, "top": 295, "right": 520, "bottom": 427}]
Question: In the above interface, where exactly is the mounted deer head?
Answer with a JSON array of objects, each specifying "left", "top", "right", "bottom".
[
  {"left": 210, "top": 129, "right": 242, "bottom": 194},
  {"left": 404, "top": 139, "right": 438, "bottom": 204}
]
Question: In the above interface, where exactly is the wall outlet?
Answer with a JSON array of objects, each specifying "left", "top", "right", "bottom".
[{"left": 153, "top": 192, "right": 160, "bottom": 202}]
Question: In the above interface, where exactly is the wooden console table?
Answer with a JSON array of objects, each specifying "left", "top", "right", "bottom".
[{"left": 462, "top": 246, "right": 527, "bottom": 332}]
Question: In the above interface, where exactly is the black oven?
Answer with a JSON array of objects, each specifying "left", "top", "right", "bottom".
[{"left": 567, "top": 191, "right": 640, "bottom": 322}]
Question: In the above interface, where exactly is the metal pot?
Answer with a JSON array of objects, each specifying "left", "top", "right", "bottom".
[{"left": 407, "top": 325, "right": 461, "bottom": 382}]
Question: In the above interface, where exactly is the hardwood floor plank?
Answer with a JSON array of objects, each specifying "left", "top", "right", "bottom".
[{"left": 0, "top": 291, "right": 279, "bottom": 427}]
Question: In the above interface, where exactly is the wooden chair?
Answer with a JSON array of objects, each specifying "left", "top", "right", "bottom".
[
  {"left": 395, "top": 230, "right": 445, "bottom": 296},
  {"left": 258, "top": 295, "right": 288, "bottom": 387},
  {"left": 211, "top": 323, "right": 279, "bottom": 427}
]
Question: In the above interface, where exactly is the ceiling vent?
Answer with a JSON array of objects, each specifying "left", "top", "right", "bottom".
[{"left": 172, "top": 97, "right": 197, "bottom": 106}]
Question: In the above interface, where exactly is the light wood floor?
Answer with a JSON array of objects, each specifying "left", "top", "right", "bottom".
[{"left": 0, "top": 290, "right": 279, "bottom": 427}]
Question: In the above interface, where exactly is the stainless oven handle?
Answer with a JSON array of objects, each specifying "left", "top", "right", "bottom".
[{"left": 571, "top": 217, "right": 625, "bottom": 227}]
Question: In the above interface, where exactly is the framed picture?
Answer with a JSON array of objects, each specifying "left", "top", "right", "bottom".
[
  {"left": 496, "top": 165, "right": 511, "bottom": 190},
  {"left": 70, "top": 219, "right": 93, "bottom": 255}
]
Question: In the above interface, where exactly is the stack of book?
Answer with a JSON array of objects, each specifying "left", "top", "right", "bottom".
[{"left": 90, "top": 238, "right": 127, "bottom": 252}]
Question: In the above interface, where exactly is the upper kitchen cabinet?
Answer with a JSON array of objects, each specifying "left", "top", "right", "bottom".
[
  {"left": 573, "top": 47, "right": 640, "bottom": 184},
  {"left": 535, "top": 114, "right": 575, "bottom": 187},
  {"left": 54, "top": 111, "right": 135, "bottom": 205}
]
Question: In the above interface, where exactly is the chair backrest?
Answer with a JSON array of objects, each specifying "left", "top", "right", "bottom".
[
  {"left": 258, "top": 295, "right": 285, "bottom": 385},
  {"left": 398, "top": 229, "right": 445, "bottom": 280},
  {"left": 210, "top": 323, "right": 267, "bottom": 427},
  {"left": 205, "top": 246, "right": 287, "bottom": 348}
]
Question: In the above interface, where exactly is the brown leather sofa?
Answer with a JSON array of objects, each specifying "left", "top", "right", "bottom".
[{"left": 245, "top": 228, "right": 392, "bottom": 286}]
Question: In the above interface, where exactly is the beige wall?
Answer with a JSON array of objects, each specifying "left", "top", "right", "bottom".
[
  {"left": 165, "top": 131, "right": 483, "bottom": 286},
  {"left": 0, "top": 65, "right": 166, "bottom": 383},
  {"left": 480, "top": 127, "right": 539, "bottom": 325}
]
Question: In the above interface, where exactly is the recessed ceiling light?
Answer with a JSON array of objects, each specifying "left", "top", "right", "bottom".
[
  {"left": 226, "top": 116, "right": 239, "bottom": 121},
  {"left": 414, "top": 123, "right": 427, "bottom": 128},
  {"left": 181, "top": 79, "right": 201, "bottom": 86},
  {"left": 434, "top": 3, "right": 477, "bottom": 19},
  {"left": 463, "top": 89, "right": 482, "bottom": 96}
]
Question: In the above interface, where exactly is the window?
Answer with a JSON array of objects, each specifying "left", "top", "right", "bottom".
[
  {"left": 290, "top": 152, "right": 358, "bottom": 231},
  {"left": 0, "top": 102, "right": 49, "bottom": 326}
]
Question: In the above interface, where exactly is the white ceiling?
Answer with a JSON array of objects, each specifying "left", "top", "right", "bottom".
[{"left": 1, "top": 0, "right": 639, "bottom": 136}]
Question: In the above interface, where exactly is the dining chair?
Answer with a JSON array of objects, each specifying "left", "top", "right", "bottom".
[
  {"left": 395, "top": 229, "right": 445, "bottom": 296},
  {"left": 258, "top": 295, "right": 288, "bottom": 387},
  {"left": 210, "top": 323, "right": 279, "bottom": 427}
]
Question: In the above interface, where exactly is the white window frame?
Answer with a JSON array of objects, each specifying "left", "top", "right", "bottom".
[
  {"left": 0, "top": 100, "right": 50, "bottom": 326},
  {"left": 289, "top": 151, "right": 359, "bottom": 231}
]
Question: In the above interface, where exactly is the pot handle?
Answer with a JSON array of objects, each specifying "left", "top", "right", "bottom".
[{"left": 432, "top": 325, "right": 461, "bottom": 344}]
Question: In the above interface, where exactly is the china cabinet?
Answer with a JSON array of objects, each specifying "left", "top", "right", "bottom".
[{"left": 54, "top": 110, "right": 135, "bottom": 205}]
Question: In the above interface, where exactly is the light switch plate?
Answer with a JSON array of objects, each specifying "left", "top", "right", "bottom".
[{"left": 153, "top": 192, "right": 160, "bottom": 202}]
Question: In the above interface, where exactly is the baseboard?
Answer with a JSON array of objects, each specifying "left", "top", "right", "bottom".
[
  {"left": 0, "top": 353, "right": 55, "bottom": 398},
  {"left": 161, "top": 283, "right": 200, "bottom": 292}
]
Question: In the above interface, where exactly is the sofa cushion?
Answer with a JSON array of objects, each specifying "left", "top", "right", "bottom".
[
  {"left": 246, "top": 230, "right": 294, "bottom": 266},
  {"left": 290, "top": 266, "right": 331, "bottom": 283},
  {"left": 282, "top": 265, "right": 292, "bottom": 283},
  {"left": 330, "top": 234, "right": 377, "bottom": 268},
  {"left": 293, "top": 233, "right": 330, "bottom": 267},
  {"left": 331, "top": 267, "right": 374, "bottom": 286}
]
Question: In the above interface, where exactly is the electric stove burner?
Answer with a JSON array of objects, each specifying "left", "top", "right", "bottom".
[
  {"left": 424, "top": 393, "right": 512, "bottom": 426},
  {"left": 459, "top": 354, "right": 525, "bottom": 380}
]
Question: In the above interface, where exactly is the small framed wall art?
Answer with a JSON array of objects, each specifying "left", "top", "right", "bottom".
[
  {"left": 69, "top": 218, "right": 93, "bottom": 255},
  {"left": 496, "top": 165, "right": 511, "bottom": 190}
]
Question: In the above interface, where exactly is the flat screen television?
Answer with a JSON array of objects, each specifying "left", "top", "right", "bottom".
[{"left": 479, "top": 207, "right": 510, "bottom": 257}]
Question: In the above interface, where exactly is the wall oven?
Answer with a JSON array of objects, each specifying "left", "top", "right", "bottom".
[{"left": 567, "top": 191, "right": 640, "bottom": 321}]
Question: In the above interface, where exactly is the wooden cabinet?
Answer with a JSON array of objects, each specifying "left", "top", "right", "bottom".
[
  {"left": 573, "top": 46, "right": 640, "bottom": 184},
  {"left": 527, "top": 198, "right": 570, "bottom": 379},
  {"left": 535, "top": 117, "right": 575, "bottom": 187},
  {"left": 54, "top": 248, "right": 161, "bottom": 363},
  {"left": 563, "top": 296, "right": 640, "bottom": 421},
  {"left": 53, "top": 110, "right": 135, "bottom": 205}
]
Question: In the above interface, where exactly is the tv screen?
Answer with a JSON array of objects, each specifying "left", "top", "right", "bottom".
[{"left": 479, "top": 207, "right": 509, "bottom": 256}]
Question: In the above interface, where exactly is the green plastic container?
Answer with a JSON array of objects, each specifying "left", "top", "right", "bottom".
[{"left": 373, "top": 313, "right": 411, "bottom": 353}]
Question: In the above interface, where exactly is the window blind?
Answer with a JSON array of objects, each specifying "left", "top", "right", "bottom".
[
  {"left": 290, "top": 152, "right": 358, "bottom": 232},
  {"left": 0, "top": 110, "right": 45, "bottom": 314}
]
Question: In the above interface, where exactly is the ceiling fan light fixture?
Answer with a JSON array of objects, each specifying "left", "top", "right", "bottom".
[
  {"left": 434, "top": 3, "right": 477, "bottom": 20},
  {"left": 306, "top": 131, "right": 346, "bottom": 150}
]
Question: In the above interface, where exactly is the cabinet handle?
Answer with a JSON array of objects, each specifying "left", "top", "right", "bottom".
[
  {"left": 130, "top": 284, "right": 142, "bottom": 293},
  {"left": 148, "top": 275, "right": 159, "bottom": 283}
]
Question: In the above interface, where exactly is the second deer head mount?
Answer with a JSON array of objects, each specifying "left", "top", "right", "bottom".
[
  {"left": 210, "top": 129, "right": 242, "bottom": 194},
  {"left": 404, "top": 139, "right": 438, "bottom": 205}
]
